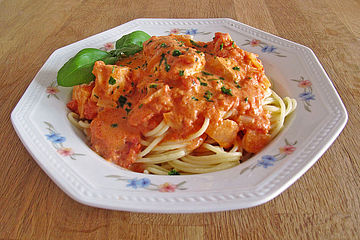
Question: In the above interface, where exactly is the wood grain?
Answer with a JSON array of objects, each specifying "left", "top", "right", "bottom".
[{"left": 0, "top": 0, "right": 359, "bottom": 239}]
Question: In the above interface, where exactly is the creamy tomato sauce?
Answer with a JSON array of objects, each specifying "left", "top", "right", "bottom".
[{"left": 67, "top": 33, "right": 271, "bottom": 169}]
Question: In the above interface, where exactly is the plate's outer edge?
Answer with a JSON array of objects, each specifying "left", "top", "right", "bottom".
[{"left": 11, "top": 18, "right": 348, "bottom": 213}]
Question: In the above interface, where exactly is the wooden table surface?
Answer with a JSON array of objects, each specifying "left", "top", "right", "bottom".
[{"left": 1, "top": 0, "right": 359, "bottom": 239}]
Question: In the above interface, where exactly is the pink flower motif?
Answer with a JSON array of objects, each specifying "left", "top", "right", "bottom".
[
  {"left": 159, "top": 182, "right": 176, "bottom": 192},
  {"left": 57, "top": 148, "right": 74, "bottom": 157},
  {"left": 170, "top": 28, "right": 180, "bottom": 34},
  {"left": 298, "top": 80, "right": 312, "bottom": 88},
  {"left": 46, "top": 86, "right": 59, "bottom": 95},
  {"left": 279, "top": 145, "right": 296, "bottom": 155},
  {"left": 250, "top": 39, "right": 260, "bottom": 46},
  {"left": 104, "top": 42, "right": 114, "bottom": 51}
]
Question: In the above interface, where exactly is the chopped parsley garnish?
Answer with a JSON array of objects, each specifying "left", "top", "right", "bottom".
[
  {"left": 220, "top": 43, "right": 224, "bottom": 50},
  {"left": 191, "top": 96, "right": 199, "bottom": 101},
  {"left": 165, "top": 63, "right": 171, "bottom": 72},
  {"left": 197, "top": 76, "right": 208, "bottom": 86},
  {"left": 110, "top": 123, "right": 118, "bottom": 128},
  {"left": 138, "top": 104, "right": 143, "bottom": 109},
  {"left": 118, "top": 95, "right": 127, "bottom": 108},
  {"left": 146, "top": 40, "right": 153, "bottom": 45},
  {"left": 248, "top": 77, "right": 252, "bottom": 79},
  {"left": 159, "top": 53, "right": 166, "bottom": 66},
  {"left": 125, "top": 108, "right": 131, "bottom": 114},
  {"left": 232, "top": 66, "right": 240, "bottom": 71},
  {"left": 108, "top": 76, "right": 116, "bottom": 85},
  {"left": 204, "top": 90, "right": 214, "bottom": 102},
  {"left": 127, "top": 102, "right": 132, "bottom": 107},
  {"left": 160, "top": 53, "right": 171, "bottom": 72},
  {"left": 244, "top": 97, "right": 248, "bottom": 102},
  {"left": 172, "top": 49, "right": 182, "bottom": 56},
  {"left": 195, "top": 50, "right": 202, "bottom": 53},
  {"left": 112, "top": 66, "right": 115, "bottom": 73},
  {"left": 221, "top": 86, "right": 233, "bottom": 96},
  {"left": 232, "top": 41, "right": 235, "bottom": 48},
  {"left": 168, "top": 169, "right": 180, "bottom": 175},
  {"left": 219, "top": 77, "right": 224, "bottom": 80},
  {"left": 234, "top": 81, "right": 242, "bottom": 88},
  {"left": 201, "top": 71, "right": 213, "bottom": 76},
  {"left": 94, "top": 94, "right": 99, "bottom": 99},
  {"left": 149, "top": 84, "right": 157, "bottom": 88},
  {"left": 190, "top": 39, "right": 201, "bottom": 47},
  {"left": 160, "top": 43, "right": 168, "bottom": 48},
  {"left": 131, "top": 82, "right": 135, "bottom": 87},
  {"left": 179, "top": 70, "right": 184, "bottom": 76},
  {"left": 203, "top": 44, "right": 208, "bottom": 48}
]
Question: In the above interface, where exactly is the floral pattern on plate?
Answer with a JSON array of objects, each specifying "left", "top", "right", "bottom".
[
  {"left": 99, "top": 42, "right": 115, "bottom": 51},
  {"left": 240, "top": 139, "right": 297, "bottom": 175},
  {"left": 44, "top": 122, "right": 84, "bottom": 160},
  {"left": 106, "top": 175, "right": 187, "bottom": 192},
  {"left": 291, "top": 76, "right": 315, "bottom": 112},
  {"left": 46, "top": 82, "right": 60, "bottom": 99},
  {"left": 165, "top": 28, "right": 212, "bottom": 36},
  {"left": 242, "top": 39, "right": 286, "bottom": 57}
]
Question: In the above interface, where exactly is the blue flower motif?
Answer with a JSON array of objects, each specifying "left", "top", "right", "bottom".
[
  {"left": 186, "top": 28, "right": 198, "bottom": 35},
  {"left": 257, "top": 155, "right": 277, "bottom": 168},
  {"left": 137, "top": 178, "right": 151, "bottom": 188},
  {"left": 299, "top": 92, "right": 315, "bottom": 101},
  {"left": 46, "top": 133, "right": 66, "bottom": 143},
  {"left": 126, "top": 178, "right": 138, "bottom": 189},
  {"left": 262, "top": 155, "right": 276, "bottom": 162},
  {"left": 257, "top": 160, "right": 274, "bottom": 168},
  {"left": 261, "top": 45, "right": 276, "bottom": 53},
  {"left": 53, "top": 136, "right": 66, "bottom": 143}
]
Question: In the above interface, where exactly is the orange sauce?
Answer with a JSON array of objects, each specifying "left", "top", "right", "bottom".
[{"left": 67, "top": 33, "right": 271, "bottom": 170}]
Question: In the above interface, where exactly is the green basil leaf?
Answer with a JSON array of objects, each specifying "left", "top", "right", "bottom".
[
  {"left": 115, "top": 30, "right": 151, "bottom": 49},
  {"left": 119, "top": 43, "right": 143, "bottom": 56},
  {"left": 57, "top": 31, "right": 151, "bottom": 87},
  {"left": 57, "top": 48, "right": 111, "bottom": 87}
]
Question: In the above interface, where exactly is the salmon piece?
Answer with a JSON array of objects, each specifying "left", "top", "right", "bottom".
[
  {"left": 91, "top": 61, "right": 132, "bottom": 108},
  {"left": 128, "top": 85, "right": 173, "bottom": 130},
  {"left": 143, "top": 35, "right": 205, "bottom": 80},
  {"left": 242, "top": 129, "right": 271, "bottom": 153},
  {"left": 206, "top": 119, "right": 239, "bottom": 148},
  {"left": 67, "top": 81, "right": 98, "bottom": 119},
  {"left": 205, "top": 55, "right": 245, "bottom": 82}
]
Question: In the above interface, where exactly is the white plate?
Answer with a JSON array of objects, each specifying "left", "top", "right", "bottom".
[{"left": 11, "top": 18, "right": 347, "bottom": 213}]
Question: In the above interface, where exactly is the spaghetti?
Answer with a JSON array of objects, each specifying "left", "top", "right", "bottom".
[{"left": 66, "top": 33, "right": 296, "bottom": 175}]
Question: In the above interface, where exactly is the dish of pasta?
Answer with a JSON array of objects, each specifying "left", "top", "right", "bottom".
[
  {"left": 12, "top": 18, "right": 347, "bottom": 212},
  {"left": 65, "top": 32, "right": 296, "bottom": 175}
]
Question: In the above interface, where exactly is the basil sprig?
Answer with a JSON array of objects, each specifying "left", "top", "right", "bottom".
[{"left": 57, "top": 31, "right": 151, "bottom": 87}]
